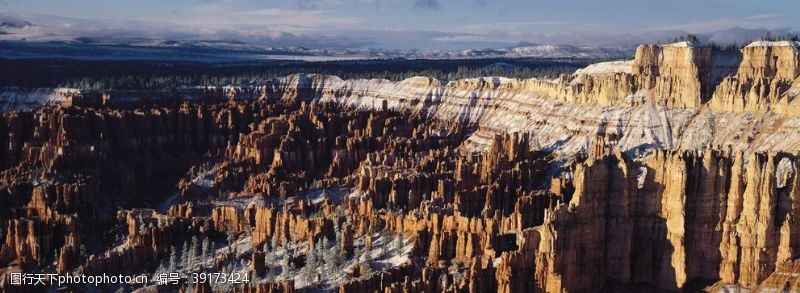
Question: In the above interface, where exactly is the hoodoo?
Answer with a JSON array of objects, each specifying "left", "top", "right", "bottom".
[{"left": 3, "top": 40, "right": 800, "bottom": 292}]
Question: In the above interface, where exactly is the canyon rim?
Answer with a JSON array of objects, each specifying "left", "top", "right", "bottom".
[{"left": 3, "top": 1, "right": 800, "bottom": 292}]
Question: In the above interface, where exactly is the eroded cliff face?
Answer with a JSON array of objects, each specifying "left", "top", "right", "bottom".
[
  {"left": 632, "top": 43, "right": 712, "bottom": 107},
  {"left": 2, "top": 42, "right": 800, "bottom": 161},
  {"left": 555, "top": 41, "right": 800, "bottom": 114},
  {"left": 710, "top": 41, "right": 800, "bottom": 113},
  {"left": 499, "top": 142, "right": 800, "bottom": 291}
]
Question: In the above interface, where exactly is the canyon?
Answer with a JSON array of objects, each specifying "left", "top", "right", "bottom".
[{"left": 2, "top": 40, "right": 800, "bottom": 292}]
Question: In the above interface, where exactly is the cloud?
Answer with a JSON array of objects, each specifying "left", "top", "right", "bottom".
[
  {"left": 747, "top": 14, "right": 780, "bottom": 20},
  {"left": 703, "top": 27, "right": 791, "bottom": 45},
  {"left": 296, "top": 0, "right": 321, "bottom": 9},
  {"left": 186, "top": 1, "right": 365, "bottom": 32},
  {"left": 1, "top": 8, "right": 796, "bottom": 51},
  {"left": 192, "top": 0, "right": 237, "bottom": 15},
  {"left": 644, "top": 17, "right": 785, "bottom": 33},
  {"left": 457, "top": 21, "right": 571, "bottom": 33},
  {"left": 0, "top": 12, "right": 372, "bottom": 48},
  {"left": 428, "top": 29, "right": 699, "bottom": 47},
  {"left": 412, "top": 0, "right": 440, "bottom": 11},
  {"left": 293, "top": 0, "right": 385, "bottom": 10},
  {"left": 229, "top": 9, "right": 364, "bottom": 29}
]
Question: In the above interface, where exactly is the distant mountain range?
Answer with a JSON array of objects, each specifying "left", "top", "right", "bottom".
[
  {"left": 426, "top": 45, "right": 632, "bottom": 59},
  {"left": 0, "top": 38, "right": 634, "bottom": 62},
  {"left": 0, "top": 12, "right": 792, "bottom": 63}
]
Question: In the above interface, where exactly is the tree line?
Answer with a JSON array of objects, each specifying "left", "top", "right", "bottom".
[
  {"left": 664, "top": 32, "right": 800, "bottom": 51},
  {"left": 0, "top": 57, "right": 598, "bottom": 90}
]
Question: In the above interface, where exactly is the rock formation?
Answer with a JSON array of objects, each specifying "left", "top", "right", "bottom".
[{"left": 3, "top": 40, "right": 800, "bottom": 292}]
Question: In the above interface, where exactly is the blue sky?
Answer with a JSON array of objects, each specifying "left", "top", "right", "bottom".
[{"left": 1, "top": 0, "right": 798, "bottom": 49}]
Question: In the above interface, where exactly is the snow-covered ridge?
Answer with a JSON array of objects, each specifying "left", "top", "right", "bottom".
[
  {"left": 745, "top": 40, "right": 800, "bottom": 48},
  {"left": 277, "top": 74, "right": 800, "bottom": 159},
  {"left": 572, "top": 60, "right": 632, "bottom": 76},
  {"left": 3, "top": 45, "right": 800, "bottom": 159},
  {"left": 451, "top": 44, "right": 631, "bottom": 59}
]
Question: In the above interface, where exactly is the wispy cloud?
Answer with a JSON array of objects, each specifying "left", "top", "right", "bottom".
[
  {"left": 2, "top": 11, "right": 791, "bottom": 50},
  {"left": 292, "top": 0, "right": 385, "bottom": 10},
  {"left": 296, "top": 0, "right": 321, "bottom": 9},
  {"left": 232, "top": 9, "right": 364, "bottom": 29},
  {"left": 412, "top": 0, "right": 440, "bottom": 11},
  {"left": 644, "top": 17, "right": 785, "bottom": 33},
  {"left": 747, "top": 14, "right": 780, "bottom": 20},
  {"left": 457, "top": 21, "right": 571, "bottom": 32},
  {"left": 1, "top": 1, "right": 797, "bottom": 51},
  {"left": 187, "top": 1, "right": 364, "bottom": 32},
  {"left": 0, "top": 12, "right": 372, "bottom": 48}
]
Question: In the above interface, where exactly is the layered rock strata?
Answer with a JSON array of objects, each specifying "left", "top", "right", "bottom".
[{"left": 4, "top": 42, "right": 800, "bottom": 160}]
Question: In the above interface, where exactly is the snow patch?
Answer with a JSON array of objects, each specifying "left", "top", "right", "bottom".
[
  {"left": 573, "top": 60, "right": 632, "bottom": 76},
  {"left": 746, "top": 40, "right": 800, "bottom": 48},
  {"left": 663, "top": 41, "right": 695, "bottom": 48},
  {"left": 0, "top": 87, "right": 76, "bottom": 111}
]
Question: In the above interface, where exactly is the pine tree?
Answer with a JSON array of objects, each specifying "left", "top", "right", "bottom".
[
  {"left": 227, "top": 232, "right": 236, "bottom": 249},
  {"left": 440, "top": 274, "right": 449, "bottom": 291},
  {"left": 188, "top": 237, "right": 199, "bottom": 269},
  {"left": 302, "top": 249, "right": 318, "bottom": 284},
  {"left": 355, "top": 245, "right": 364, "bottom": 262},
  {"left": 321, "top": 237, "right": 330, "bottom": 250},
  {"left": 138, "top": 221, "right": 147, "bottom": 235},
  {"left": 333, "top": 219, "right": 340, "bottom": 237},
  {"left": 333, "top": 246, "right": 345, "bottom": 269},
  {"left": 251, "top": 269, "right": 261, "bottom": 285},
  {"left": 281, "top": 255, "right": 291, "bottom": 277},
  {"left": 392, "top": 233, "right": 403, "bottom": 254},
  {"left": 202, "top": 237, "right": 210, "bottom": 256},
  {"left": 169, "top": 245, "right": 179, "bottom": 271},
  {"left": 376, "top": 234, "right": 388, "bottom": 259},
  {"left": 271, "top": 233, "right": 279, "bottom": 251},
  {"left": 239, "top": 258, "right": 248, "bottom": 272},
  {"left": 182, "top": 241, "right": 190, "bottom": 268},
  {"left": 192, "top": 236, "right": 201, "bottom": 256}
]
